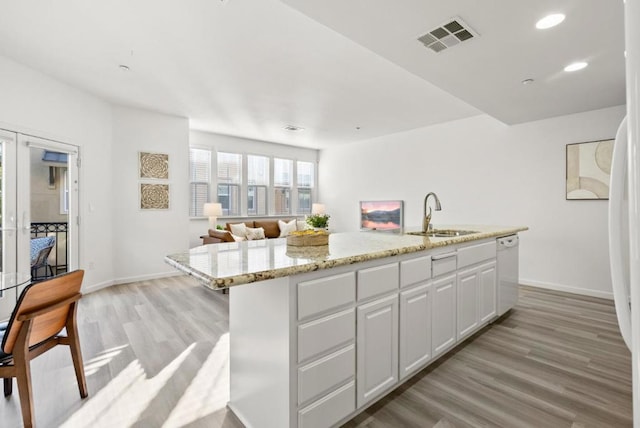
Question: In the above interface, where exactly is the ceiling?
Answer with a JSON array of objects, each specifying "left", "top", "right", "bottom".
[{"left": 0, "top": 0, "right": 625, "bottom": 149}]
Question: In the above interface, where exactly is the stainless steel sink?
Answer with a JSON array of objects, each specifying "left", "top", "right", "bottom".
[{"left": 407, "top": 229, "right": 479, "bottom": 238}]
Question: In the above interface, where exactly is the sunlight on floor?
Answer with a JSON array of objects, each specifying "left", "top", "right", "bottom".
[
  {"left": 163, "top": 333, "right": 230, "bottom": 427},
  {"left": 60, "top": 343, "right": 196, "bottom": 428},
  {"left": 84, "top": 344, "right": 128, "bottom": 376}
]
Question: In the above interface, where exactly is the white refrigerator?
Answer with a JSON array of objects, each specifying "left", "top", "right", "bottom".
[{"left": 609, "top": 0, "right": 640, "bottom": 425}]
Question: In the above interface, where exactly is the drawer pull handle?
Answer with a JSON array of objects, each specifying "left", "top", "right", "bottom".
[{"left": 432, "top": 252, "right": 456, "bottom": 261}]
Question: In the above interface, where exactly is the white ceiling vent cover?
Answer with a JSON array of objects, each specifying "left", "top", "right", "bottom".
[{"left": 417, "top": 17, "right": 478, "bottom": 53}]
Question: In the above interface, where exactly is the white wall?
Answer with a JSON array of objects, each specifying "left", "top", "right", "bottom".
[
  {"left": 319, "top": 106, "right": 626, "bottom": 298},
  {"left": 112, "top": 107, "right": 190, "bottom": 283},
  {"left": 188, "top": 130, "right": 319, "bottom": 247},
  {"left": 0, "top": 54, "right": 114, "bottom": 291}
]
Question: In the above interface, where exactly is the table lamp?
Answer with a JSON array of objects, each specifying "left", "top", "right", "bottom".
[
  {"left": 311, "top": 203, "right": 326, "bottom": 215},
  {"left": 203, "top": 203, "right": 223, "bottom": 229}
]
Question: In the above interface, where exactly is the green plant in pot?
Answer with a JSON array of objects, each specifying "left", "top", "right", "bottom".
[{"left": 306, "top": 213, "right": 330, "bottom": 229}]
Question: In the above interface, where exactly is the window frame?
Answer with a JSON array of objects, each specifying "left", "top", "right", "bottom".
[
  {"left": 216, "top": 151, "right": 243, "bottom": 216},
  {"left": 188, "top": 147, "right": 317, "bottom": 218},
  {"left": 189, "top": 147, "right": 212, "bottom": 218}
]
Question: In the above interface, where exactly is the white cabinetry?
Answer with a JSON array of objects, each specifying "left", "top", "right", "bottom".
[
  {"left": 432, "top": 273, "right": 457, "bottom": 357},
  {"left": 356, "top": 293, "right": 399, "bottom": 408},
  {"left": 478, "top": 261, "right": 497, "bottom": 324},
  {"left": 456, "top": 240, "right": 497, "bottom": 341},
  {"left": 456, "top": 266, "right": 479, "bottom": 340},
  {"left": 296, "top": 272, "right": 357, "bottom": 428},
  {"left": 399, "top": 283, "right": 432, "bottom": 379},
  {"left": 230, "top": 234, "right": 514, "bottom": 428}
]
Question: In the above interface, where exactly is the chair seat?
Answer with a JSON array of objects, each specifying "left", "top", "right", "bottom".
[{"left": 0, "top": 327, "right": 68, "bottom": 363}]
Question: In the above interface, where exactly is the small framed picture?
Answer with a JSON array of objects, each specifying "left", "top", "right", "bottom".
[
  {"left": 566, "top": 139, "right": 613, "bottom": 200},
  {"left": 140, "top": 183, "right": 170, "bottom": 210},
  {"left": 139, "top": 152, "right": 169, "bottom": 180}
]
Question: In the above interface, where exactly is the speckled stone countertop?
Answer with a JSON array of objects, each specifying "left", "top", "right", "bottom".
[{"left": 165, "top": 225, "right": 527, "bottom": 290}]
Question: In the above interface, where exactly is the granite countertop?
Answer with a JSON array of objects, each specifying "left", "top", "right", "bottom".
[{"left": 165, "top": 225, "right": 527, "bottom": 290}]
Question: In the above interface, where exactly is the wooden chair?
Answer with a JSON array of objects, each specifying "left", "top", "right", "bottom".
[{"left": 0, "top": 270, "right": 88, "bottom": 428}]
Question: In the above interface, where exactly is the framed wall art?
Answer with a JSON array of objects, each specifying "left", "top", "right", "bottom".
[
  {"left": 140, "top": 183, "right": 170, "bottom": 210},
  {"left": 139, "top": 151, "right": 169, "bottom": 180},
  {"left": 566, "top": 139, "right": 614, "bottom": 200}
]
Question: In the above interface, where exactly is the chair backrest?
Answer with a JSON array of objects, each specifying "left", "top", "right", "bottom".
[
  {"left": 30, "top": 236, "right": 56, "bottom": 266},
  {"left": 1, "top": 270, "right": 84, "bottom": 354},
  {"left": 32, "top": 245, "right": 54, "bottom": 269}
]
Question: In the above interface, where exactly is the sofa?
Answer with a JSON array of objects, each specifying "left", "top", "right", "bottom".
[{"left": 201, "top": 219, "right": 304, "bottom": 245}]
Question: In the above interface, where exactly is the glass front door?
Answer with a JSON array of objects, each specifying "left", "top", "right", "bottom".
[
  {"left": 0, "top": 130, "right": 18, "bottom": 318},
  {"left": 0, "top": 132, "right": 79, "bottom": 321}
]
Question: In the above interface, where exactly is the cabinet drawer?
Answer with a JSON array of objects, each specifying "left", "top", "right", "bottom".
[
  {"left": 400, "top": 255, "right": 431, "bottom": 288},
  {"left": 357, "top": 263, "right": 399, "bottom": 301},
  {"left": 298, "top": 272, "right": 356, "bottom": 320},
  {"left": 432, "top": 253, "right": 457, "bottom": 277},
  {"left": 298, "top": 381, "right": 355, "bottom": 428},
  {"left": 298, "top": 344, "right": 355, "bottom": 405},
  {"left": 458, "top": 240, "right": 496, "bottom": 269},
  {"left": 298, "top": 308, "right": 355, "bottom": 363}
]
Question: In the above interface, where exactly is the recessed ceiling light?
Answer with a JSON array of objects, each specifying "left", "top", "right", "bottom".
[
  {"left": 521, "top": 78, "right": 535, "bottom": 85},
  {"left": 283, "top": 125, "right": 304, "bottom": 132},
  {"left": 119, "top": 64, "right": 130, "bottom": 71},
  {"left": 564, "top": 62, "right": 588, "bottom": 72},
  {"left": 536, "top": 13, "right": 565, "bottom": 29}
]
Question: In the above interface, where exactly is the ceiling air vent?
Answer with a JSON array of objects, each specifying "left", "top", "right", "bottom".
[{"left": 417, "top": 17, "right": 478, "bottom": 53}]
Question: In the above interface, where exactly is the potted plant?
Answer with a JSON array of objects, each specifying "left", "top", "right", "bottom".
[{"left": 306, "top": 213, "right": 330, "bottom": 229}]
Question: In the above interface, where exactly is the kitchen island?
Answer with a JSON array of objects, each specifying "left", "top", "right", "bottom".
[{"left": 166, "top": 225, "right": 527, "bottom": 428}]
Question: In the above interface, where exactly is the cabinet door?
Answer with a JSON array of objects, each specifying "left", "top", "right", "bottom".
[
  {"left": 478, "top": 261, "right": 497, "bottom": 324},
  {"left": 357, "top": 294, "right": 399, "bottom": 408},
  {"left": 399, "top": 283, "right": 432, "bottom": 380},
  {"left": 457, "top": 267, "right": 479, "bottom": 341},
  {"left": 432, "top": 274, "right": 456, "bottom": 357}
]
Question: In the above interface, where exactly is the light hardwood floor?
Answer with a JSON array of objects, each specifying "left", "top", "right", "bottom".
[{"left": 0, "top": 277, "right": 632, "bottom": 427}]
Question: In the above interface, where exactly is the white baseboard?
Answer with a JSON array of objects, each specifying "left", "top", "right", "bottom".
[
  {"left": 520, "top": 278, "right": 613, "bottom": 300},
  {"left": 81, "top": 271, "right": 184, "bottom": 294},
  {"left": 113, "top": 270, "right": 184, "bottom": 286},
  {"left": 82, "top": 279, "right": 115, "bottom": 294}
]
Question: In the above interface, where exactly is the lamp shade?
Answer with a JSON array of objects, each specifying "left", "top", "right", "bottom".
[
  {"left": 311, "top": 203, "right": 326, "bottom": 215},
  {"left": 203, "top": 202, "right": 223, "bottom": 216}
]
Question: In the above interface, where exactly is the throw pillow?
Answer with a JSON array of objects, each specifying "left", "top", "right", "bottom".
[
  {"left": 246, "top": 227, "right": 266, "bottom": 240},
  {"left": 231, "top": 234, "right": 246, "bottom": 242},
  {"left": 296, "top": 220, "right": 309, "bottom": 231},
  {"left": 278, "top": 219, "right": 297, "bottom": 237},
  {"left": 229, "top": 223, "right": 248, "bottom": 238}
]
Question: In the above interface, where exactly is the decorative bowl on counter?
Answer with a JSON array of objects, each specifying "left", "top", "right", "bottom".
[{"left": 286, "top": 229, "right": 329, "bottom": 247}]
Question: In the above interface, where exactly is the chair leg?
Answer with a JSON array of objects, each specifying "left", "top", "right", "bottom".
[
  {"left": 3, "top": 376, "right": 12, "bottom": 397},
  {"left": 14, "top": 358, "right": 34, "bottom": 428},
  {"left": 14, "top": 323, "right": 35, "bottom": 428},
  {"left": 67, "top": 303, "right": 88, "bottom": 398}
]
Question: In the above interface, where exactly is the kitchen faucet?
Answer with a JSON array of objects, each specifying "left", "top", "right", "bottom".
[{"left": 423, "top": 192, "right": 442, "bottom": 233}]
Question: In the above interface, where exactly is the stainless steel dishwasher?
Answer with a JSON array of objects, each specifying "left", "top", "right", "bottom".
[{"left": 497, "top": 235, "right": 519, "bottom": 316}]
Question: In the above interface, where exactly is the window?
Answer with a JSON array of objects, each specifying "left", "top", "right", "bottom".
[
  {"left": 189, "top": 147, "right": 317, "bottom": 217},
  {"left": 274, "top": 158, "right": 292, "bottom": 215},
  {"left": 189, "top": 148, "right": 211, "bottom": 217},
  {"left": 297, "top": 161, "right": 314, "bottom": 214},
  {"left": 217, "top": 152, "right": 242, "bottom": 216},
  {"left": 247, "top": 155, "right": 269, "bottom": 216}
]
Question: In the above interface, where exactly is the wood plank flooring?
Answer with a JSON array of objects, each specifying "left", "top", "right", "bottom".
[{"left": 0, "top": 278, "right": 631, "bottom": 427}]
